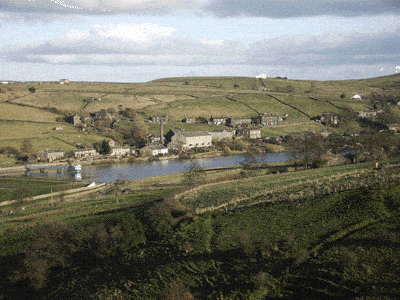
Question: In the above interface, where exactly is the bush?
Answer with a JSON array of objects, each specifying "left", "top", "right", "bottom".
[
  {"left": 28, "top": 87, "right": 36, "bottom": 93},
  {"left": 312, "top": 158, "right": 326, "bottom": 169}
]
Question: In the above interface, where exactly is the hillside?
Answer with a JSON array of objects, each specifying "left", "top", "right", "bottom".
[
  {"left": 0, "top": 159, "right": 400, "bottom": 299},
  {"left": 0, "top": 74, "right": 399, "bottom": 161}
]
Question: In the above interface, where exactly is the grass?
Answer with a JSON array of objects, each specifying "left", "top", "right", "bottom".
[
  {"left": 178, "top": 162, "right": 380, "bottom": 210},
  {"left": 0, "top": 102, "right": 59, "bottom": 122},
  {"left": 1, "top": 74, "right": 398, "bottom": 155},
  {"left": 0, "top": 121, "right": 105, "bottom": 153},
  {"left": 1, "top": 156, "right": 400, "bottom": 299}
]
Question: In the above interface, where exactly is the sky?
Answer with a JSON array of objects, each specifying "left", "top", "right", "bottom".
[{"left": 0, "top": 0, "right": 399, "bottom": 82}]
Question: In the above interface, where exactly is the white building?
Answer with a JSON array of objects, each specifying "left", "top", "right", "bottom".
[
  {"left": 169, "top": 131, "right": 212, "bottom": 150},
  {"left": 140, "top": 144, "right": 169, "bottom": 156},
  {"left": 351, "top": 94, "right": 362, "bottom": 100},
  {"left": 256, "top": 74, "right": 268, "bottom": 79}
]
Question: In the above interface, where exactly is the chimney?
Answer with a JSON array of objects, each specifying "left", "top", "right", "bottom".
[{"left": 160, "top": 119, "right": 164, "bottom": 145}]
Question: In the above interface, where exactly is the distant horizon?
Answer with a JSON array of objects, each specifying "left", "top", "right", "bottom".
[{"left": 1, "top": 72, "right": 399, "bottom": 84}]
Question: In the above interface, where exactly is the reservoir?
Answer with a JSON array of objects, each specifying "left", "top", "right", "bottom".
[{"left": 80, "top": 152, "right": 292, "bottom": 183}]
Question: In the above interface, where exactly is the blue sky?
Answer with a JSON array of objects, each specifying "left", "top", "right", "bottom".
[{"left": 0, "top": 0, "right": 399, "bottom": 82}]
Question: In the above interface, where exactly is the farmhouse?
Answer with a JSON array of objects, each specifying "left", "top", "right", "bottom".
[
  {"left": 37, "top": 149, "right": 64, "bottom": 162},
  {"left": 66, "top": 114, "right": 81, "bottom": 126},
  {"left": 226, "top": 117, "right": 252, "bottom": 127},
  {"left": 150, "top": 115, "right": 168, "bottom": 124},
  {"left": 257, "top": 113, "right": 282, "bottom": 125},
  {"left": 110, "top": 146, "right": 133, "bottom": 157},
  {"left": 351, "top": 94, "right": 362, "bottom": 100},
  {"left": 359, "top": 110, "right": 377, "bottom": 118},
  {"left": 256, "top": 73, "right": 268, "bottom": 79},
  {"left": 60, "top": 79, "right": 70, "bottom": 84},
  {"left": 167, "top": 130, "right": 212, "bottom": 150},
  {"left": 73, "top": 149, "right": 98, "bottom": 159},
  {"left": 140, "top": 144, "right": 169, "bottom": 156},
  {"left": 210, "top": 116, "right": 228, "bottom": 125},
  {"left": 183, "top": 117, "right": 196, "bottom": 124},
  {"left": 388, "top": 124, "right": 400, "bottom": 133},
  {"left": 313, "top": 113, "right": 339, "bottom": 125},
  {"left": 208, "top": 129, "right": 235, "bottom": 140},
  {"left": 237, "top": 127, "right": 262, "bottom": 139}
]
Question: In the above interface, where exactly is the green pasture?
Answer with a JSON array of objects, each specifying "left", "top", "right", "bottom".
[
  {"left": 179, "top": 162, "right": 378, "bottom": 209},
  {"left": 261, "top": 122, "right": 328, "bottom": 137},
  {"left": 0, "top": 102, "right": 59, "bottom": 122},
  {"left": 0, "top": 178, "right": 80, "bottom": 204},
  {"left": 0, "top": 121, "right": 104, "bottom": 153}
]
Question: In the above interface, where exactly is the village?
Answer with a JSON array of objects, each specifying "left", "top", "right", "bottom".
[
  {"left": 34, "top": 103, "right": 400, "bottom": 166},
  {"left": 36, "top": 112, "right": 284, "bottom": 163}
]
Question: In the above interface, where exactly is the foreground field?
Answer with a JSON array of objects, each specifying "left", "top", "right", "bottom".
[{"left": 1, "top": 158, "right": 400, "bottom": 299}]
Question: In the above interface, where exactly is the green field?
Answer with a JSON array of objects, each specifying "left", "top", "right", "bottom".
[
  {"left": 1, "top": 158, "right": 400, "bottom": 299},
  {"left": 1, "top": 74, "right": 398, "bottom": 158}
]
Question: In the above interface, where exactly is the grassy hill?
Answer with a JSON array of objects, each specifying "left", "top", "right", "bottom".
[
  {"left": 0, "top": 74, "right": 399, "bottom": 163},
  {"left": 0, "top": 159, "right": 399, "bottom": 299}
]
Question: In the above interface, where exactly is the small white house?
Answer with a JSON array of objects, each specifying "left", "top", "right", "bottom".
[
  {"left": 351, "top": 94, "right": 362, "bottom": 100},
  {"left": 256, "top": 74, "right": 268, "bottom": 79}
]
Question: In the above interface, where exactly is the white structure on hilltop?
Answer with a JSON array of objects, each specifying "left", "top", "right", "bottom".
[
  {"left": 351, "top": 94, "right": 362, "bottom": 100},
  {"left": 256, "top": 74, "right": 268, "bottom": 79}
]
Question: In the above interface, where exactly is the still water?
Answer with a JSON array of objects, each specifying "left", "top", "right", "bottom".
[
  {"left": 81, "top": 153, "right": 291, "bottom": 183},
  {"left": 25, "top": 153, "right": 292, "bottom": 183}
]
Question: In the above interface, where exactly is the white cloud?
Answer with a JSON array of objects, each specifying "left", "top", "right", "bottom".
[
  {"left": 92, "top": 23, "right": 177, "bottom": 42},
  {"left": 1, "top": 22, "right": 399, "bottom": 82}
]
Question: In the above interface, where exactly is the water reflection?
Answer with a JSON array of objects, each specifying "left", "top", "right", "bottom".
[
  {"left": 82, "top": 153, "right": 291, "bottom": 183},
  {"left": 25, "top": 170, "right": 82, "bottom": 181},
  {"left": 24, "top": 153, "right": 292, "bottom": 183}
]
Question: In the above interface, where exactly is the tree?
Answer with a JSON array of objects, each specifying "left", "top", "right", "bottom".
[
  {"left": 197, "top": 116, "right": 208, "bottom": 124},
  {"left": 288, "top": 133, "right": 325, "bottom": 169},
  {"left": 340, "top": 92, "right": 346, "bottom": 99},
  {"left": 101, "top": 139, "right": 111, "bottom": 154},
  {"left": 182, "top": 159, "right": 204, "bottom": 188},
  {"left": 28, "top": 87, "right": 36, "bottom": 93},
  {"left": 20, "top": 139, "right": 33, "bottom": 154},
  {"left": 93, "top": 140, "right": 111, "bottom": 154}
]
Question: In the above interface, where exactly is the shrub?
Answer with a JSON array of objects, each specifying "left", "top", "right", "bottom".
[{"left": 28, "top": 87, "right": 36, "bottom": 93}]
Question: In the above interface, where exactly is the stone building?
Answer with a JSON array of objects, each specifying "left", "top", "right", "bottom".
[
  {"left": 257, "top": 113, "right": 282, "bottom": 125},
  {"left": 359, "top": 110, "right": 377, "bottom": 118},
  {"left": 237, "top": 127, "right": 262, "bottom": 139},
  {"left": 37, "top": 149, "right": 64, "bottom": 162},
  {"left": 210, "top": 116, "right": 228, "bottom": 125},
  {"left": 140, "top": 144, "right": 169, "bottom": 156},
  {"left": 110, "top": 146, "right": 133, "bottom": 157},
  {"left": 166, "top": 130, "right": 212, "bottom": 150},
  {"left": 183, "top": 117, "right": 196, "bottom": 124},
  {"left": 314, "top": 113, "right": 339, "bottom": 125},
  {"left": 73, "top": 149, "right": 98, "bottom": 159},
  {"left": 208, "top": 129, "right": 235, "bottom": 140},
  {"left": 226, "top": 117, "right": 252, "bottom": 127},
  {"left": 150, "top": 115, "right": 168, "bottom": 124}
]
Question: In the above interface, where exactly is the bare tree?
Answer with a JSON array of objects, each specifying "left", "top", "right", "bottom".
[{"left": 182, "top": 159, "right": 204, "bottom": 188}]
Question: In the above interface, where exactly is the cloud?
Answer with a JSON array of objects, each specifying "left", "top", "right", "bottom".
[
  {"left": 203, "top": 0, "right": 400, "bottom": 18},
  {"left": 2, "top": 23, "right": 246, "bottom": 65},
  {"left": 2, "top": 23, "right": 399, "bottom": 81},
  {"left": 1, "top": 0, "right": 399, "bottom": 18},
  {"left": 0, "top": 0, "right": 201, "bottom": 15},
  {"left": 246, "top": 28, "right": 400, "bottom": 67}
]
